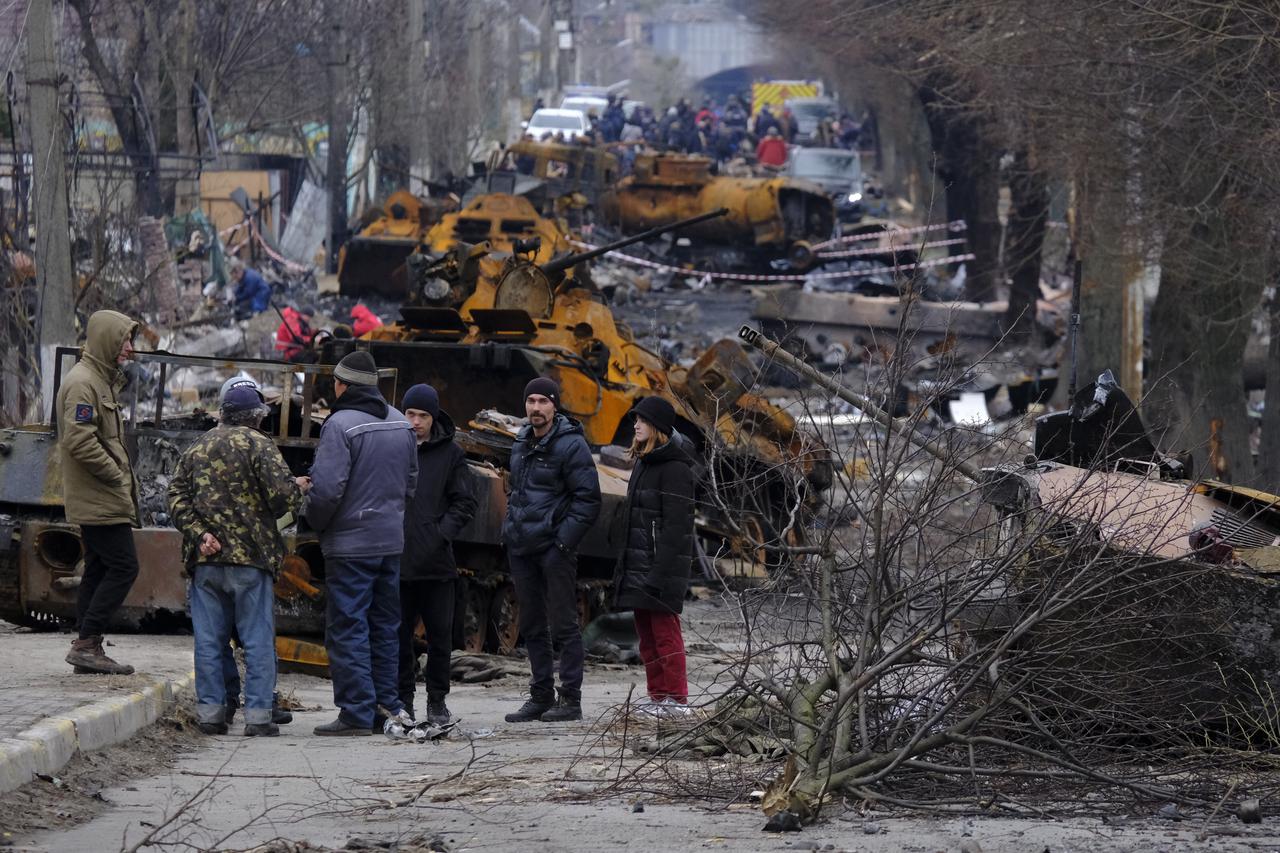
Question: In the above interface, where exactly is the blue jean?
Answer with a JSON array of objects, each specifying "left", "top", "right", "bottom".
[
  {"left": 191, "top": 564, "right": 275, "bottom": 725},
  {"left": 325, "top": 554, "right": 403, "bottom": 727},
  {"left": 222, "top": 642, "right": 242, "bottom": 711}
]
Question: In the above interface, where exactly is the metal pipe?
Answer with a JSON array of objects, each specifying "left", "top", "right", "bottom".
[
  {"left": 542, "top": 207, "right": 729, "bottom": 275},
  {"left": 737, "top": 325, "right": 983, "bottom": 484}
]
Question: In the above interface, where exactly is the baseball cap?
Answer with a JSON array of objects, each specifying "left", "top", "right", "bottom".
[
  {"left": 222, "top": 384, "right": 267, "bottom": 414},
  {"left": 219, "top": 374, "right": 265, "bottom": 404}
]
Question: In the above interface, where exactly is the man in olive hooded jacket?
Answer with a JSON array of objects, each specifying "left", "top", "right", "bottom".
[{"left": 56, "top": 309, "right": 142, "bottom": 675}]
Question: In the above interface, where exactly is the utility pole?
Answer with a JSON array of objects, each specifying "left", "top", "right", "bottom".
[
  {"left": 538, "top": 1, "right": 553, "bottom": 96},
  {"left": 552, "top": 0, "right": 575, "bottom": 95},
  {"left": 324, "top": 16, "right": 348, "bottom": 274},
  {"left": 26, "top": 0, "right": 75, "bottom": 417}
]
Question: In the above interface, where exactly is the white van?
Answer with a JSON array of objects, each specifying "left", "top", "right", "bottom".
[
  {"left": 560, "top": 95, "right": 609, "bottom": 118},
  {"left": 526, "top": 108, "right": 591, "bottom": 140}
]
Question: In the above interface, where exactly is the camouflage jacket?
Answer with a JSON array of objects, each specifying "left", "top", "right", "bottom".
[{"left": 168, "top": 424, "right": 302, "bottom": 576}]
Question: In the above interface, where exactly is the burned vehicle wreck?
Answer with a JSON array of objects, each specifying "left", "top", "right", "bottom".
[
  {"left": 975, "top": 371, "right": 1280, "bottom": 735},
  {"left": 0, "top": 352, "right": 353, "bottom": 639},
  {"left": 737, "top": 324, "right": 1280, "bottom": 740}
]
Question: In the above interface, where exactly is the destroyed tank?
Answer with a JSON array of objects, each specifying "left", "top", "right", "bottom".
[
  {"left": 338, "top": 189, "right": 459, "bottom": 300},
  {"left": 0, "top": 349, "right": 583, "bottom": 665},
  {"left": 599, "top": 152, "right": 835, "bottom": 271},
  {"left": 330, "top": 192, "right": 833, "bottom": 561},
  {"left": 0, "top": 353, "right": 357, "bottom": 661}
]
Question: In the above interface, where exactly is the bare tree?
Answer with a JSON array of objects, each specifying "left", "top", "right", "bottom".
[{"left": 750, "top": 0, "right": 1280, "bottom": 485}]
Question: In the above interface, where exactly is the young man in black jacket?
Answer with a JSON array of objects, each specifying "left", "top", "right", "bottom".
[
  {"left": 398, "top": 384, "right": 477, "bottom": 726},
  {"left": 502, "top": 377, "right": 601, "bottom": 723}
]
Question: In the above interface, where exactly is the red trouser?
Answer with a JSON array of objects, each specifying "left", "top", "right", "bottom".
[{"left": 633, "top": 608, "right": 687, "bottom": 702}]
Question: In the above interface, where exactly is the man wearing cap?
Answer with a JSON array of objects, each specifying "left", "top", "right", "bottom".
[
  {"left": 213, "top": 376, "right": 296, "bottom": 730},
  {"left": 397, "top": 384, "right": 477, "bottom": 725},
  {"left": 502, "top": 377, "right": 601, "bottom": 723},
  {"left": 57, "top": 309, "right": 142, "bottom": 675},
  {"left": 169, "top": 381, "right": 308, "bottom": 736},
  {"left": 305, "top": 351, "right": 418, "bottom": 735}
]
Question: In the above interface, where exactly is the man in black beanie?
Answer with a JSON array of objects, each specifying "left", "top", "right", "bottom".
[
  {"left": 305, "top": 350, "right": 418, "bottom": 735},
  {"left": 502, "top": 376, "right": 601, "bottom": 722},
  {"left": 397, "top": 383, "right": 476, "bottom": 726}
]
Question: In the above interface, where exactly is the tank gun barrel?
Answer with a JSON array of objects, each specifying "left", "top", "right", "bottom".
[
  {"left": 543, "top": 207, "right": 729, "bottom": 275},
  {"left": 737, "top": 325, "right": 984, "bottom": 484}
]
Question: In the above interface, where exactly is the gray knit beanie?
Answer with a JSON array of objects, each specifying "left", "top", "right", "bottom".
[{"left": 334, "top": 351, "right": 378, "bottom": 386}]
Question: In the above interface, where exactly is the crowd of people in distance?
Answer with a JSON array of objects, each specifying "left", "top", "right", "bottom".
[{"left": 521, "top": 91, "right": 875, "bottom": 175}]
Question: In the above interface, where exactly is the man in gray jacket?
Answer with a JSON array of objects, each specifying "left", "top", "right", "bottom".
[{"left": 305, "top": 351, "right": 418, "bottom": 735}]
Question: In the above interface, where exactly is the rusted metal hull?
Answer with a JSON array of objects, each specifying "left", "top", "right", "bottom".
[
  {"left": 338, "top": 189, "right": 457, "bottom": 299},
  {"left": 752, "top": 285, "right": 1008, "bottom": 368},
  {"left": 602, "top": 178, "right": 833, "bottom": 249},
  {"left": 598, "top": 154, "right": 833, "bottom": 262}
]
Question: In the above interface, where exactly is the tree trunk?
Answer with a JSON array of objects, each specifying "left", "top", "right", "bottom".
[
  {"left": 169, "top": 0, "right": 201, "bottom": 213},
  {"left": 1258, "top": 284, "right": 1280, "bottom": 492},
  {"left": 1002, "top": 148, "right": 1048, "bottom": 344},
  {"left": 917, "top": 84, "right": 1001, "bottom": 303},
  {"left": 67, "top": 0, "right": 165, "bottom": 216},
  {"left": 1071, "top": 174, "right": 1131, "bottom": 395},
  {"left": 324, "top": 17, "right": 349, "bottom": 274},
  {"left": 1146, "top": 202, "right": 1262, "bottom": 484}
]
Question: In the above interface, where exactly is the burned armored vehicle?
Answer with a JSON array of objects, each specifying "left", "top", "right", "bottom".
[
  {"left": 0, "top": 347, "right": 627, "bottom": 663},
  {"left": 599, "top": 152, "right": 835, "bottom": 271},
  {"left": 973, "top": 371, "right": 1280, "bottom": 733},
  {"left": 0, "top": 353, "right": 362, "bottom": 645},
  {"left": 338, "top": 189, "right": 459, "bottom": 300},
  {"left": 331, "top": 193, "right": 834, "bottom": 569},
  {"left": 738, "top": 325, "right": 1280, "bottom": 739}
]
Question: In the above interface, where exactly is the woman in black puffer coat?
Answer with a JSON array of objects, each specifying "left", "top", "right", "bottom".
[{"left": 613, "top": 397, "right": 695, "bottom": 710}]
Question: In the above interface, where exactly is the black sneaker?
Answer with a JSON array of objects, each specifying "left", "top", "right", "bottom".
[
  {"left": 504, "top": 697, "right": 554, "bottom": 723},
  {"left": 313, "top": 717, "right": 372, "bottom": 737},
  {"left": 540, "top": 697, "right": 582, "bottom": 722},
  {"left": 426, "top": 701, "right": 452, "bottom": 726},
  {"left": 197, "top": 721, "right": 229, "bottom": 735},
  {"left": 244, "top": 722, "right": 280, "bottom": 737},
  {"left": 271, "top": 692, "right": 292, "bottom": 725}
]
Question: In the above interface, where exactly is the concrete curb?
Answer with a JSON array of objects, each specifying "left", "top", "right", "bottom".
[{"left": 0, "top": 670, "right": 194, "bottom": 794}]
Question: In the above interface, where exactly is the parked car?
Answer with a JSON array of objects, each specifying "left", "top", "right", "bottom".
[
  {"left": 785, "top": 147, "right": 865, "bottom": 222},
  {"left": 526, "top": 108, "right": 591, "bottom": 141}
]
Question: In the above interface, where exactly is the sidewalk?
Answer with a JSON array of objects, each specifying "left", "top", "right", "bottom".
[{"left": 0, "top": 621, "right": 194, "bottom": 793}]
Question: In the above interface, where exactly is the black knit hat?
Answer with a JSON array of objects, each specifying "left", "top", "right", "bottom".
[
  {"left": 402, "top": 383, "right": 440, "bottom": 418},
  {"left": 334, "top": 350, "right": 378, "bottom": 386},
  {"left": 524, "top": 376, "right": 560, "bottom": 407},
  {"left": 633, "top": 396, "right": 675, "bottom": 436}
]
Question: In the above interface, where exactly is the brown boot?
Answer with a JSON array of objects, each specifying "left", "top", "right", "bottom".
[{"left": 66, "top": 635, "right": 135, "bottom": 675}]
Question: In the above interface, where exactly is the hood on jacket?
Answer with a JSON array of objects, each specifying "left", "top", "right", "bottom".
[
  {"left": 421, "top": 410, "right": 457, "bottom": 449},
  {"left": 332, "top": 383, "right": 389, "bottom": 419},
  {"left": 351, "top": 304, "right": 381, "bottom": 323},
  {"left": 641, "top": 428, "right": 702, "bottom": 475},
  {"left": 84, "top": 310, "right": 138, "bottom": 374},
  {"left": 516, "top": 412, "right": 586, "bottom": 449}
]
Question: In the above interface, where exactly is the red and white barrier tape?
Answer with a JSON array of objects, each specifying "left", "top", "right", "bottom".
[
  {"left": 811, "top": 219, "right": 967, "bottom": 251},
  {"left": 248, "top": 218, "right": 310, "bottom": 274},
  {"left": 818, "top": 237, "right": 967, "bottom": 260},
  {"left": 569, "top": 240, "right": 973, "bottom": 283}
]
